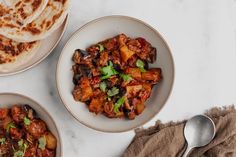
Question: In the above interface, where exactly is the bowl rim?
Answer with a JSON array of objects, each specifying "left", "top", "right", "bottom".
[
  {"left": 0, "top": 15, "right": 69, "bottom": 77},
  {"left": 56, "top": 15, "right": 175, "bottom": 133},
  {"left": 0, "top": 92, "right": 63, "bottom": 156}
]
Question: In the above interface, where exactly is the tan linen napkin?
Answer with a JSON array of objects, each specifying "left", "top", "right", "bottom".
[{"left": 123, "top": 106, "right": 236, "bottom": 157}]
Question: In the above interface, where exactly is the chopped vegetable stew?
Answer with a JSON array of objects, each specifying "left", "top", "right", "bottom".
[
  {"left": 72, "top": 34, "right": 162, "bottom": 120},
  {"left": 0, "top": 105, "right": 57, "bottom": 157}
]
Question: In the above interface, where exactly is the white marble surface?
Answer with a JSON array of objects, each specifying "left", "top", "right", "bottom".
[{"left": 1, "top": 0, "right": 236, "bottom": 156}]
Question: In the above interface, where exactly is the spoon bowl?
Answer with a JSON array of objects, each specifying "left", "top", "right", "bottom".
[{"left": 182, "top": 115, "right": 216, "bottom": 157}]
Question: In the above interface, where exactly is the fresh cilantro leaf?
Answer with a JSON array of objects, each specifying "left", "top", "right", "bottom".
[
  {"left": 100, "top": 75, "right": 110, "bottom": 80},
  {"left": 23, "top": 117, "right": 31, "bottom": 125},
  {"left": 13, "top": 150, "right": 24, "bottom": 157},
  {"left": 107, "top": 87, "right": 119, "bottom": 97},
  {"left": 136, "top": 59, "right": 146, "bottom": 72},
  {"left": 98, "top": 44, "right": 104, "bottom": 52},
  {"left": 100, "top": 61, "right": 118, "bottom": 80},
  {"left": 114, "top": 96, "right": 126, "bottom": 113},
  {"left": 38, "top": 136, "right": 46, "bottom": 150},
  {"left": 18, "top": 139, "right": 24, "bottom": 148},
  {"left": 108, "top": 61, "right": 113, "bottom": 66},
  {"left": 99, "top": 82, "right": 107, "bottom": 92},
  {"left": 23, "top": 143, "right": 28, "bottom": 153},
  {"left": 17, "top": 139, "right": 28, "bottom": 154},
  {"left": 6, "top": 122, "right": 16, "bottom": 132},
  {"left": 119, "top": 73, "right": 132, "bottom": 81},
  {"left": 0, "top": 138, "right": 6, "bottom": 145}
]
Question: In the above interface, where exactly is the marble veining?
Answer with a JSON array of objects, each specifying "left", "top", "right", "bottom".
[{"left": 1, "top": 0, "right": 236, "bottom": 156}]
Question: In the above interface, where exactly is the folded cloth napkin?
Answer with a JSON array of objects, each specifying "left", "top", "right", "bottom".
[{"left": 123, "top": 106, "right": 236, "bottom": 157}]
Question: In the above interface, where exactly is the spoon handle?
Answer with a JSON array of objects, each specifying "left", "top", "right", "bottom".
[{"left": 182, "top": 147, "right": 192, "bottom": 157}]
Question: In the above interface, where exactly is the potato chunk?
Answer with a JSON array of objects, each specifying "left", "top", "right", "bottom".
[
  {"left": 45, "top": 132, "right": 57, "bottom": 150},
  {"left": 89, "top": 97, "right": 104, "bottom": 114},
  {"left": 136, "top": 103, "right": 145, "bottom": 115},
  {"left": 125, "top": 68, "right": 142, "bottom": 80},
  {"left": 141, "top": 68, "right": 162, "bottom": 84},
  {"left": 72, "top": 77, "right": 93, "bottom": 102},
  {"left": 120, "top": 45, "right": 136, "bottom": 62},
  {"left": 126, "top": 85, "right": 143, "bottom": 98}
]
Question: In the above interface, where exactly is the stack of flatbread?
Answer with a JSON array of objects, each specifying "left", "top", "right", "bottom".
[{"left": 0, "top": 0, "right": 69, "bottom": 65}]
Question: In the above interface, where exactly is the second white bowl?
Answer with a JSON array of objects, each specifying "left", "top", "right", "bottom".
[{"left": 57, "top": 15, "right": 175, "bottom": 132}]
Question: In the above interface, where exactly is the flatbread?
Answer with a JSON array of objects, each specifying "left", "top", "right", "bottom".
[
  {"left": 0, "top": 35, "right": 40, "bottom": 64},
  {"left": 0, "top": 0, "right": 69, "bottom": 42},
  {"left": 4, "top": 0, "right": 49, "bottom": 25}
]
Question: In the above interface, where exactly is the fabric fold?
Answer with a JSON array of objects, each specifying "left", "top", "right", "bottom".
[{"left": 123, "top": 106, "right": 236, "bottom": 157}]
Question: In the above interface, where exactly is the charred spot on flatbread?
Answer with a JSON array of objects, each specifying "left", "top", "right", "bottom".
[{"left": 0, "top": 35, "right": 39, "bottom": 64}]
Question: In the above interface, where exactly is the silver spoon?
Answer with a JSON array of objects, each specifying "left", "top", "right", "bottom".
[{"left": 182, "top": 115, "right": 216, "bottom": 157}]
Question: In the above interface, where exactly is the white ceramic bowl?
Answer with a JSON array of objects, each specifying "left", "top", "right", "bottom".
[
  {"left": 57, "top": 15, "right": 175, "bottom": 132},
  {"left": 0, "top": 93, "right": 62, "bottom": 156}
]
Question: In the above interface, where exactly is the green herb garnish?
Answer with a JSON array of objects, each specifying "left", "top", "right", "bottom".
[
  {"left": 98, "top": 44, "right": 104, "bottom": 53},
  {"left": 12, "top": 140, "right": 28, "bottom": 157},
  {"left": 6, "top": 122, "right": 16, "bottom": 132},
  {"left": 18, "top": 139, "right": 28, "bottom": 153},
  {"left": 13, "top": 140, "right": 27, "bottom": 157},
  {"left": 136, "top": 59, "right": 146, "bottom": 72},
  {"left": 99, "top": 82, "right": 107, "bottom": 92},
  {"left": 38, "top": 136, "right": 46, "bottom": 150},
  {"left": 0, "top": 138, "right": 6, "bottom": 145},
  {"left": 13, "top": 150, "right": 24, "bottom": 157},
  {"left": 119, "top": 73, "right": 132, "bottom": 81},
  {"left": 23, "top": 143, "right": 28, "bottom": 153},
  {"left": 100, "top": 61, "right": 118, "bottom": 80},
  {"left": 107, "top": 87, "right": 119, "bottom": 97},
  {"left": 18, "top": 139, "right": 24, "bottom": 148},
  {"left": 114, "top": 96, "right": 126, "bottom": 113},
  {"left": 23, "top": 117, "right": 31, "bottom": 125}
]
